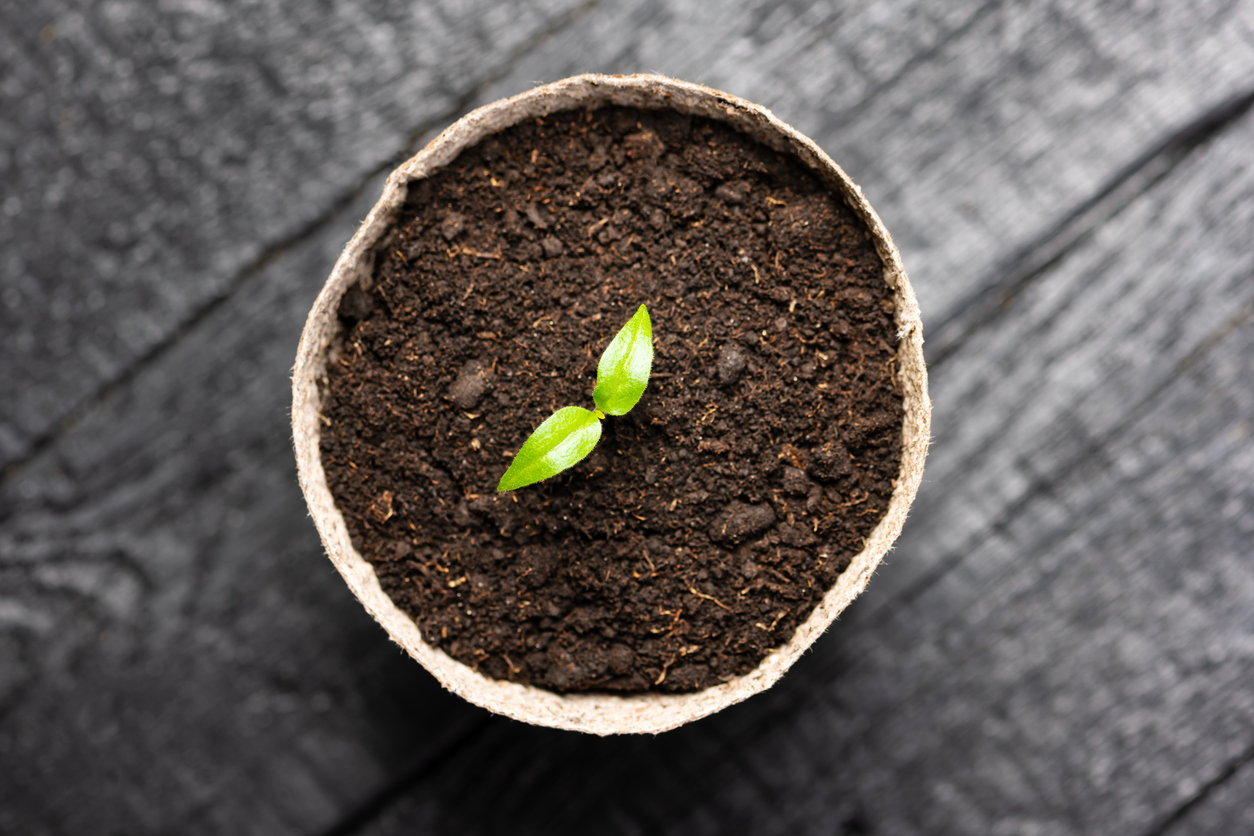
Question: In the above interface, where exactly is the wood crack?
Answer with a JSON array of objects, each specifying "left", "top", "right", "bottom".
[
  {"left": 927, "top": 84, "right": 1254, "bottom": 368},
  {"left": 862, "top": 298, "right": 1254, "bottom": 633},
  {"left": 1140, "top": 741, "right": 1254, "bottom": 836},
  {"left": 317, "top": 717, "right": 495, "bottom": 836}
]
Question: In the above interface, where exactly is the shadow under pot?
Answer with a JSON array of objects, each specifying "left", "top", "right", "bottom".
[{"left": 292, "top": 73, "right": 930, "bottom": 735}]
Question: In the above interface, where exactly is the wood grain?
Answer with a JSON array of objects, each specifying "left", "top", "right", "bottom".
[
  {"left": 0, "top": 176, "right": 488, "bottom": 835},
  {"left": 1159, "top": 750, "right": 1254, "bottom": 836},
  {"left": 0, "top": 0, "right": 588, "bottom": 467},
  {"left": 3, "top": 0, "right": 1254, "bottom": 832}
]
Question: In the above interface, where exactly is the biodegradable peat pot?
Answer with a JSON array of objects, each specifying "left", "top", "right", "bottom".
[{"left": 292, "top": 73, "right": 929, "bottom": 734}]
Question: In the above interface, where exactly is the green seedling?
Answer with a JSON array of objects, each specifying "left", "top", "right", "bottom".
[{"left": 498, "top": 304, "right": 652, "bottom": 492}]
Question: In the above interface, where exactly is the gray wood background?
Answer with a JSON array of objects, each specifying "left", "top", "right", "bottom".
[{"left": 3, "top": 0, "right": 1253, "bottom": 833}]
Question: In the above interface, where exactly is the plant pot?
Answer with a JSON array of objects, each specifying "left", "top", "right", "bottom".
[{"left": 292, "top": 73, "right": 929, "bottom": 734}]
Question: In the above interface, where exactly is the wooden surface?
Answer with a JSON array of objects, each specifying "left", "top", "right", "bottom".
[{"left": 2, "top": 0, "right": 1253, "bottom": 833}]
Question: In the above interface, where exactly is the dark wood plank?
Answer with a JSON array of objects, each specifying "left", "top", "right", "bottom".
[
  {"left": 343, "top": 82, "right": 1254, "bottom": 836},
  {"left": 0, "top": 176, "right": 490, "bottom": 835},
  {"left": 848, "top": 109, "right": 1254, "bottom": 624},
  {"left": 1160, "top": 753, "right": 1254, "bottom": 836},
  {"left": 0, "top": 0, "right": 588, "bottom": 467},
  {"left": 4, "top": 0, "right": 1254, "bottom": 832}
]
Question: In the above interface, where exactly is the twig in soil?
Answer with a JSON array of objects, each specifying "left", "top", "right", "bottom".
[
  {"left": 688, "top": 586, "right": 732, "bottom": 611},
  {"left": 655, "top": 655, "right": 678, "bottom": 685},
  {"left": 835, "top": 490, "right": 869, "bottom": 508},
  {"left": 648, "top": 606, "right": 684, "bottom": 634},
  {"left": 754, "top": 611, "right": 787, "bottom": 632}
]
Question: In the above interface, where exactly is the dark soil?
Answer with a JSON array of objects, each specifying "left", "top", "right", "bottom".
[{"left": 319, "top": 106, "right": 902, "bottom": 693}]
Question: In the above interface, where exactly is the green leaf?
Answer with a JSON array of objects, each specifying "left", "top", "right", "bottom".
[
  {"left": 592, "top": 304, "right": 653, "bottom": 416},
  {"left": 497, "top": 406, "right": 603, "bottom": 492}
]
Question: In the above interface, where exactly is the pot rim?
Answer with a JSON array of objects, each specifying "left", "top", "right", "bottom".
[{"left": 292, "top": 73, "right": 930, "bottom": 735}]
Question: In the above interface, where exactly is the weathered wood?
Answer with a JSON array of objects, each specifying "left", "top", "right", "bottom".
[
  {"left": 341, "top": 80, "right": 1254, "bottom": 836},
  {"left": 846, "top": 105, "right": 1254, "bottom": 617},
  {"left": 1161, "top": 753, "right": 1254, "bottom": 836},
  {"left": 0, "top": 0, "right": 588, "bottom": 467},
  {"left": 4, "top": 0, "right": 1254, "bottom": 832},
  {"left": 0, "top": 175, "right": 488, "bottom": 835}
]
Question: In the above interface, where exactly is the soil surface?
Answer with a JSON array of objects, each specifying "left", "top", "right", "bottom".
[{"left": 319, "top": 106, "right": 902, "bottom": 693}]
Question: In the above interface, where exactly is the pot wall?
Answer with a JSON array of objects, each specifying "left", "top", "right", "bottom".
[{"left": 292, "top": 73, "right": 930, "bottom": 734}]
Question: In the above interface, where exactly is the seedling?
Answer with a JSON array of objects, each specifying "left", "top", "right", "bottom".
[{"left": 498, "top": 304, "right": 652, "bottom": 492}]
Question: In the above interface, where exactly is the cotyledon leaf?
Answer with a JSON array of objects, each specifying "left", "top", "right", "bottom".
[
  {"left": 497, "top": 406, "right": 603, "bottom": 492},
  {"left": 593, "top": 304, "right": 653, "bottom": 416}
]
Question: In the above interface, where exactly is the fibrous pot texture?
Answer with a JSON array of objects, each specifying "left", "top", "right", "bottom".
[{"left": 292, "top": 74, "right": 929, "bottom": 735}]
